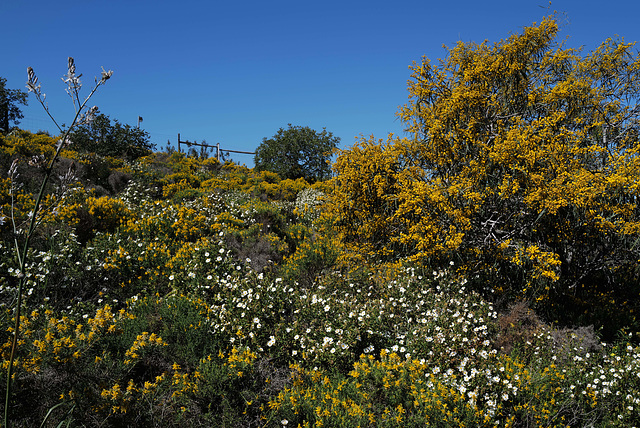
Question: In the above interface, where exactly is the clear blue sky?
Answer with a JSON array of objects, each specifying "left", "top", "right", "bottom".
[{"left": 2, "top": 0, "right": 640, "bottom": 166}]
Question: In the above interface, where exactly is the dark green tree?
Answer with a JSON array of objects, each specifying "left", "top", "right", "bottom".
[
  {"left": 254, "top": 124, "right": 339, "bottom": 182},
  {"left": 69, "top": 112, "right": 154, "bottom": 159},
  {"left": 0, "top": 77, "right": 28, "bottom": 133}
]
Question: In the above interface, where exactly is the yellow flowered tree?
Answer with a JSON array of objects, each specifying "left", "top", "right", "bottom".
[{"left": 331, "top": 17, "right": 640, "bottom": 329}]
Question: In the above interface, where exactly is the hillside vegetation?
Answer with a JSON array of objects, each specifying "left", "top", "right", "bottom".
[{"left": 1, "top": 17, "right": 639, "bottom": 428}]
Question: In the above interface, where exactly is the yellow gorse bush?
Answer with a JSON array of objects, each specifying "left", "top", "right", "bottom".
[
  {"left": 331, "top": 16, "right": 640, "bottom": 311},
  {"left": 86, "top": 196, "right": 133, "bottom": 232},
  {"left": 0, "top": 130, "right": 57, "bottom": 160},
  {"left": 1, "top": 304, "right": 129, "bottom": 374},
  {"left": 45, "top": 192, "right": 133, "bottom": 238}
]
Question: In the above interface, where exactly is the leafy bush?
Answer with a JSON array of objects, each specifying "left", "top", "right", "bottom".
[
  {"left": 255, "top": 124, "right": 339, "bottom": 182},
  {"left": 69, "top": 113, "right": 154, "bottom": 160}
]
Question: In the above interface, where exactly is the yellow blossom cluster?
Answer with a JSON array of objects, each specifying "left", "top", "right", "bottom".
[
  {"left": 1, "top": 304, "right": 130, "bottom": 374},
  {"left": 123, "top": 331, "right": 166, "bottom": 365}
]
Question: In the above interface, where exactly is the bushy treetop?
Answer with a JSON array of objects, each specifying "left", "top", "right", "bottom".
[
  {"left": 0, "top": 77, "right": 28, "bottom": 133},
  {"left": 254, "top": 124, "right": 339, "bottom": 182},
  {"left": 70, "top": 112, "right": 154, "bottom": 160}
]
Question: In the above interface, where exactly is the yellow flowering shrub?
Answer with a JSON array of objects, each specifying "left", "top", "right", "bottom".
[
  {"left": 0, "top": 129, "right": 57, "bottom": 160},
  {"left": 123, "top": 331, "right": 167, "bottom": 365},
  {"left": 0, "top": 177, "right": 36, "bottom": 234},
  {"left": 86, "top": 196, "right": 133, "bottom": 232},
  {"left": 46, "top": 194, "right": 133, "bottom": 241},
  {"left": 162, "top": 178, "right": 193, "bottom": 199},
  {"left": 243, "top": 171, "right": 309, "bottom": 200},
  {"left": 170, "top": 204, "right": 214, "bottom": 241},
  {"left": 330, "top": 135, "right": 407, "bottom": 262},
  {"left": 0, "top": 304, "right": 125, "bottom": 373},
  {"left": 198, "top": 165, "right": 311, "bottom": 201},
  {"left": 331, "top": 17, "right": 640, "bottom": 329},
  {"left": 200, "top": 171, "right": 245, "bottom": 192}
]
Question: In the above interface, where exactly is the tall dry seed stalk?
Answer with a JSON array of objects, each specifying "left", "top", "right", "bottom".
[{"left": 3, "top": 58, "right": 112, "bottom": 427}]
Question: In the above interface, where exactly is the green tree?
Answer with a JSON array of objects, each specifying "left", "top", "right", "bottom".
[
  {"left": 69, "top": 112, "right": 154, "bottom": 159},
  {"left": 255, "top": 124, "right": 339, "bottom": 182},
  {"left": 0, "top": 77, "right": 28, "bottom": 133},
  {"left": 331, "top": 17, "right": 640, "bottom": 335}
]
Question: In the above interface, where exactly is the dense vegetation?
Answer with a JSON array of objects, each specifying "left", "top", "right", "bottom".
[{"left": 0, "top": 17, "right": 639, "bottom": 428}]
